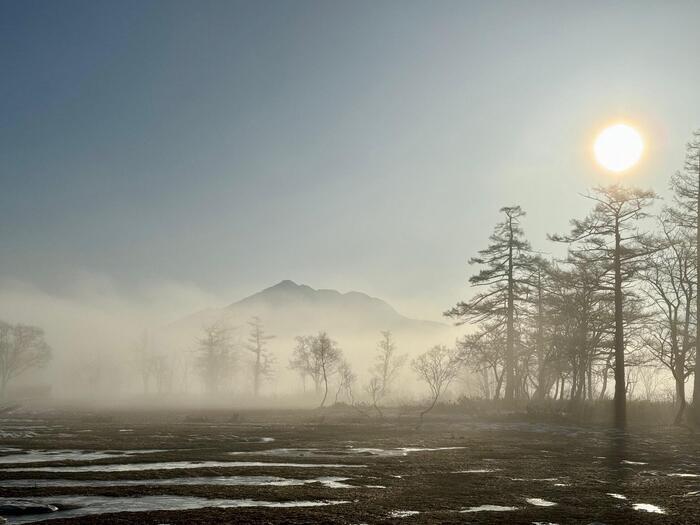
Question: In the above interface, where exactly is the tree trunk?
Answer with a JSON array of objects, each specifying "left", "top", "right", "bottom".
[
  {"left": 420, "top": 391, "right": 440, "bottom": 420},
  {"left": 253, "top": 349, "right": 261, "bottom": 397},
  {"left": 320, "top": 366, "right": 329, "bottom": 408},
  {"left": 505, "top": 220, "right": 515, "bottom": 402},
  {"left": 599, "top": 356, "right": 610, "bottom": 400},
  {"left": 613, "top": 217, "right": 627, "bottom": 429},
  {"left": 494, "top": 367, "right": 504, "bottom": 401},
  {"left": 674, "top": 372, "right": 687, "bottom": 426},
  {"left": 693, "top": 159, "right": 700, "bottom": 424}
]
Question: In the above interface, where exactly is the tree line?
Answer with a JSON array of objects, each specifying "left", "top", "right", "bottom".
[{"left": 448, "top": 131, "right": 700, "bottom": 428}]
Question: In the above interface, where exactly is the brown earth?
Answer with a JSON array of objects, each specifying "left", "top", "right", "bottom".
[{"left": 0, "top": 408, "right": 699, "bottom": 524}]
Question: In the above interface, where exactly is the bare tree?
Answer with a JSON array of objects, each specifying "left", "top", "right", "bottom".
[
  {"left": 152, "top": 354, "right": 173, "bottom": 394},
  {"left": 640, "top": 215, "right": 695, "bottom": 424},
  {"left": 315, "top": 332, "right": 342, "bottom": 408},
  {"left": 551, "top": 185, "right": 656, "bottom": 428},
  {"left": 133, "top": 331, "right": 155, "bottom": 394},
  {"left": 289, "top": 332, "right": 342, "bottom": 407},
  {"left": 245, "top": 317, "right": 275, "bottom": 397},
  {"left": 446, "top": 206, "right": 531, "bottom": 402},
  {"left": 0, "top": 321, "right": 52, "bottom": 399},
  {"left": 371, "top": 331, "right": 406, "bottom": 399},
  {"left": 412, "top": 345, "right": 463, "bottom": 419},
  {"left": 365, "top": 376, "right": 384, "bottom": 418},
  {"left": 334, "top": 359, "right": 356, "bottom": 404},
  {"left": 195, "top": 320, "right": 235, "bottom": 394},
  {"left": 668, "top": 130, "right": 700, "bottom": 423},
  {"left": 290, "top": 335, "right": 322, "bottom": 394},
  {"left": 457, "top": 327, "right": 506, "bottom": 400}
]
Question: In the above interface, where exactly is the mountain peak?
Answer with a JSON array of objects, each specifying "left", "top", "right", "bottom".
[
  {"left": 268, "top": 279, "right": 300, "bottom": 290},
  {"left": 170, "top": 280, "right": 451, "bottom": 343}
]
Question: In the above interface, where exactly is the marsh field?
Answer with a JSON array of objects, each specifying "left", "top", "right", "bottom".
[{"left": 0, "top": 408, "right": 699, "bottom": 524}]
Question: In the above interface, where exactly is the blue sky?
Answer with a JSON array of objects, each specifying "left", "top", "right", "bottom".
[{"left": 2, "top": 0, "right": 700, "bottom": 321}]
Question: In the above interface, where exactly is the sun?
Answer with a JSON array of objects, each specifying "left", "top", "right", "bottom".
[{"left": 593, "top": 124, "right": 644, "bottom": 173}]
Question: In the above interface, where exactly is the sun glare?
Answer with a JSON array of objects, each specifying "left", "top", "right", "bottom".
[{"left": 594, "top": 124, "right": 644, "bottom": 173}]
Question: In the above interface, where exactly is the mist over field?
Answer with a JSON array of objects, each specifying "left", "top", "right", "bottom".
[{"left": 3, "top": 1, "right": 700, "bottom": 523}]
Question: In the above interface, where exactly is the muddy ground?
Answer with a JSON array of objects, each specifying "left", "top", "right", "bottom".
[{"left": 0, "top": 408, "right": 699, "bottom": 524}]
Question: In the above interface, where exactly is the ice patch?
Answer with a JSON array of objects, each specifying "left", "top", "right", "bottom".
[
  {"left": 526, "top": 498, "right": 557, "bottom": 507},
  {"left": 0, "top": 476, "right": 355, "bottom": 489},
  {"left": 0, "top": 496, "right": 349, "bottom": 524},
  {"left": 389, "top": 510, "right": 419, "bottom": 518},
  {"left": 461, "top": 505, "right": 518, "bottom": 512},
  {"left": 607, "top": 493, "right": 627, "bottom": 500},
  {"left": 454, "top": 469, "right": 501, "bottom": 474},
  {"left": 1, "top": 461, "right": 367, "bottom": 473},
  {"left": 0, "top": 449, "right": 164, "bottom": 465},
  {"left": 632, "top": 503, "right": 666, "bottom": 514}
]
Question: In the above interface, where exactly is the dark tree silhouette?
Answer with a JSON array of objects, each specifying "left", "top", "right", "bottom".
[
  {"left": 551, "top": 185, "right": 656, "bottom": 428},
  {"left": 446, "top": 206, "right": 531, "bottom": 402}
]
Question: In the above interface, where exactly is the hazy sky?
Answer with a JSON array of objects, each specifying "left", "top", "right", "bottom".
[{"left": 3, "top": 0, "right": 700, "bottom": 323}]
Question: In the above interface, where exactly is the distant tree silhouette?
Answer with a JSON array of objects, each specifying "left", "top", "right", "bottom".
[
  {"left": 290, "top": 335, "right": 322, "bottom": 394},
  {"left": 195, "top": 320, "right": 235, "bottom": 394},
  {"left": 0, "top": 321, "right": 51, "bottom": 399},
  {"left": 133, "top": 331, "right": 156, "bottom": 394},
  {"left": 290, "top": 332, "right": 342, "bottom": 407},
  {"left": 334, "top": 359, "right": 356, "bottom": 404},
  {"left": 245, "top": 317, "right": 275, "bottom": 397},
  {"left": 371, "top": 331, "right": 406, "bottom": 399},
  {"left": 446, "top": 205, "right": 531, "bottom": 402}
]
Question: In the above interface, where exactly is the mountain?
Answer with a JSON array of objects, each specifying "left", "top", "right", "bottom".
[{"left": 162, "top": 280, "right": 458, "bottom": 376}]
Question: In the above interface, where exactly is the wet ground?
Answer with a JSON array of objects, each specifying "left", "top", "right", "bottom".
[{"left": 0, "top": 408, "right": 699, "bottom": 524}]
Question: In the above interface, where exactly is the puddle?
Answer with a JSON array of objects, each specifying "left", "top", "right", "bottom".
[
  {"left": 510, "top": 477, "right": 556, "bottom": 482},
  {"left": 0, "top": 450, "right": 164, "bottom": 465},
  {"left": 607, "top": 493, "right": 627, "bottom": 500},
  {"left": 344, "top": 446, "right": 463, "bottom": 457},
  {"left": 389, "top": 510, "right": 419, "bottom": 518},
  {"left": 229, "top": 446, "right": 464, "bottom": 458},
  {"left": 454, "top": 469, "right": 501, "bottom": 473},
  {"left": 632, "top": 503, "right": 666, "bottom": 514},
  {"left": 0, "top": 431, "right": 37, "bottom": 439},
  {"left": 525, "top": 498, "right": 556, "bottom": 507},
  {"left": 621, "top": 460, "right": 647, "bottom": 465},
  {"left": 230, "top": 448, "right": 323, "bottom": 457},
  {"left": 1, "top": 476, "right": 355, "bottom": 489},
  {"left": 668, "top": 473, "right": 700, "bottom": 478},
  {"left": 461, "top": 505, "right": 518, "bottom": 512},
  {"left": 0, "top": 496, "right": 349, "bottom": 524},
  {"left": 1, "top": 461, "right": 367, "bottom": 473}
]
